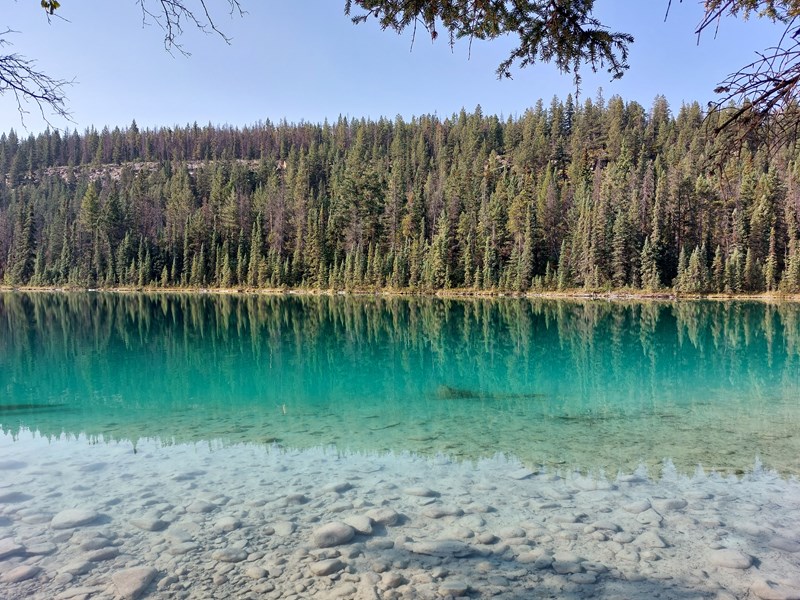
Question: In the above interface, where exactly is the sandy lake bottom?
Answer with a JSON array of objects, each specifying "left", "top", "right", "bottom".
[{"left": 2, "top": 432, "right": 800, "bottom": 600}]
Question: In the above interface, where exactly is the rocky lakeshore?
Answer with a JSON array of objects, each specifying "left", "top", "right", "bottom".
[{"left": 1, "top": 432, "right": 800, "bottom": 600}]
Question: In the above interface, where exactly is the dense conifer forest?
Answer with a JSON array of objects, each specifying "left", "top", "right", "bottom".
[{"left": 2, "top": 94, "right": 800, "bottom": 294}]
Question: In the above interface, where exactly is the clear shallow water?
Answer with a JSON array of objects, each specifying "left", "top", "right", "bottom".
[{"left": 1, "top": 292, "right": 799, "bottom": 475}]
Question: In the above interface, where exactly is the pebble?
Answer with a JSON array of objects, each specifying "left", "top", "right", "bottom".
[
  {"left": 569, "top": 572, "right": 597, "bottom": 584},
  {"left": 310, "top": 558, "right": 345, "bottom": 576},
  {"left": 422, "top": 505, "right": 463, "bottom": 519},
  {"left": 0, "top": 538, "right": 25, "bottom": 559},
  {"left": 0, "top": 490, "right": 31, "bottom": 503},
  {"left": 770, "top": 537, "right": 800, "bottom": 553},
  {"left": 86, "top": 547, "right": 120, "bottom": 562},
  {"left": 186, "top": 500, "right": 216, "bottom": 514},
  {"left": 51, "top": 509, "right": 100, "bottom": 529},
  {"left": 55, "top": 586, "right": 105, "bottom": 599},
  {"left": 617, "top": 549, "right": 640, "bottom": 562},
  {"left": 328, "top": 583, "right": 358, "bottom": 598},
  {"left": 365, "top": 507, "right": 400, "bottom": 526},
  {"left": 168, "top": 542, "right": 198, "bottom": 555},
  {"left": 635, "top": 531, "right": 667, "bottom": 548},
  {"left": 508, "top": 468, "right": 535, "bottom": 480},
  {"left": 404, "top": 486, "right": 439, "bottom": 497},
  {"left": 111, "top": 566, "right": 157, "bottom": 600},
  {"left": 323, "top": 482, "right": 353, "bottom": 494},
  {"left": 344, "top": 515, "right": 373, "bottom": 535},
  {"left": 709, "top": 549, "right": 753, "bottom": 569},
  {"left": 636, "top": 509, "right": 663, "bottom": 525},
  {"left": 213, "top": 516, "right": 241, "bottom": 532},
  {"left": 589, "top": 520, "right": 620, "bottom": 532},
  {"left": 285, "top": 493, "right": 308, "bottom": 505},
  {"left": 245, "top": 566, "right": 267, "bottom": 579},
  {"left": 438, "top": 579, "right": 469, "bottom": 596},
  {"left": 552, "top": 561, "right": 583, "bottom": 574},
  {"left": 382, "top": 572, "right": 405, "bottom": 588},
  {"left": 623, "top": 500, "right": 651, "bottom": 514},
  {"left": 61, "top": 561, "right": 93, "bottom": 576},
  {"left": 477, "top": 532, "right": 498, "bottom": 544},
  {"left": 652, "top": 498, "right": 688, "bottom": 512},
  {"left": 1, "top": 565, "right": 41, "bottom": 583},
  {"left": 212, "top": 548, "right": 248, "bottom": 562},
  {"left": 27, "top": 542, "right": 57, "bottom": 555},
  {"left": 79, "top": 536, "right": 111, "bottom": 551},
  {"left": 751, "top": 578, "right": 800, "bottom": 600},
  {"left": 407, "top": 539, "right": 474, "bottom": 558},
  {"left": 498, "top": 526, "right": 526, "bottom": 539},
  {"left": 312, "top": 522, "right": 355, "bottom": 548},
  {"left": 552, "top": 512, "right": 585, "bottom": 524},
  {"left": 131, "top": 515, "right": 168, "bottom": 532},
  {"left": 273, "top": 521, "right": 296, "bottom": 536}
]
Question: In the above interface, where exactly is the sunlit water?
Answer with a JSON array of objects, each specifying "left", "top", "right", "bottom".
[{"left": 1, "top": 292, "right": 799, "bottom": 475}]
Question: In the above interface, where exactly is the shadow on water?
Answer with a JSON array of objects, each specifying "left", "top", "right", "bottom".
[
  {"left": 1, "top": 291, "right": 800, "bottom": 475},
  {"left": 0, "top": 403, "right": 68, "bottom": 413},
  {"left": 435, "top": 385, "right": 547, "bottom": 401}
]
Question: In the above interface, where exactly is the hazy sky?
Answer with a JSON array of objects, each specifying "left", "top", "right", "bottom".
[{"left": 0, "top": 1, "right": 788, "bottom": 134}]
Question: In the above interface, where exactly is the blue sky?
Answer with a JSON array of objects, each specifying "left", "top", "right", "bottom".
[{"left": 0, "top": 1, "right": 788, "bottom": 134}]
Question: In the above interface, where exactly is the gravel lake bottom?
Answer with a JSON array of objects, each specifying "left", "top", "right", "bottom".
[{"left": 2, "top": 432, "right": 800, "bottom": 600}]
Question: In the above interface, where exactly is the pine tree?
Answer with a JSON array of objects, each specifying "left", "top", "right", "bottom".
[
  {"left": 557, "top": 239, "right": 571, "bottom": 290},
  {"left": 673, "top": 246, "right": 688, "bottom": 292},
  {"left": 764, "top": 227, "right": 778, "bottom": 292},
  {"left": 247, "top": 220, "right": 262, "bottom": 288},
  {"left": 685, "top": 246, "right": 706, "bottom": 293},
  {"left": 640, "top": 236, "right": 660, "bottom": 290},
  {"left": 611, "top": 211, "right": 630, "bottom": 288},
  {"left": 711, "top": 245, "right": 725, "bottom": 293},
  {"left": 481, "top": 236, "right": 495, "bottom": 290}
]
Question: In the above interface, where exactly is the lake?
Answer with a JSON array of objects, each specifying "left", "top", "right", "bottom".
[
  {"left": 1, "top": 292, "right": 799, "bottom": 599},
  {"left": 2, "top": 292, "right": 799, "bottom": 474}
]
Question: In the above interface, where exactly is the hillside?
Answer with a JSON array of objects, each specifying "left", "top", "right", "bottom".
[{"left": 1, "top": 96, "right": 799, "bottom": 294}]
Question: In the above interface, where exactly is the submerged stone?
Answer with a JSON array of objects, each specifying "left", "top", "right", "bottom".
[
  {"left": 1, "top": 565, "right": 41, "bottom": 583},
  {"left": 312, "top": 522, "right": 355, "bottom": 548},
  {"left": 709, "top": 549, "right": 753, "bottom": 569},
  {"left": 111, "top": 566, "right": 157, "bottom": 600},
  {"left": 751, "top": 579, "right": 800, "bottom": 600},
  {"left": 407, "top": 539, "right": 474, "bottom": 558},
  {"left": 51, "top": 509, "right": 100, "bottom": 529},
  {"left": 310, "top": 558, "right": 345, "bottom": 576}
]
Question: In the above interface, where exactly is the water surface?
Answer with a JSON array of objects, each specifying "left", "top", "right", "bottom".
[{"left": 1, "top": 292, "right": 798, "bottom": 474}]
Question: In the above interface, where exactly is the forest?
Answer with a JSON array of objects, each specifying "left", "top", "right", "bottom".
[{"left": 1, "top": 93, "right": 800, "bottom": 294}]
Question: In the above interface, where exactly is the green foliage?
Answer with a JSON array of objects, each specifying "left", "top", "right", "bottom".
[
  {"left": 1, "top": 97, "right": 799, "bottom": 295},
  {"left": 346, "top": 1, "right": 633, "bottom": 82}
]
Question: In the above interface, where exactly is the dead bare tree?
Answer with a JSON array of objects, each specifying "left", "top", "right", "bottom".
[
  {"left": 695, "top": 1, "right": 800, "bottom": 153},
  {"left": 0, "top": 28, "right": 72, "bottom": 127}
]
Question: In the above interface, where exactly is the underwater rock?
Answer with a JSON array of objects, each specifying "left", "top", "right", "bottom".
[
  {"left": 111, "top": 566, "right": 157, "bottom": 600},
  {"left": 310, "top": 558, "right": 345, "bottom": 576},
  {"left": 312, "top": 522, "right": 355, "bottom": 548},
  {"left": 0, "top": 538, "right": 25, "bottom": 560},
  {"left": 709, "top": 549, "right": 753, "bottom": 569},
  {"left": 51, "top": 509, "right": 100, "bottom": 529},
  {"left": 1, "top": 565, "right": 41, "bottom": 583},
  {"left": 407, "top": 539, "right": 474, "bottom": 558},
  {"left": 365, "top": 507, "right": 400, "bottom": 526},
  {"left": 435, "top": 385, "right": 481, "bottom": 400}
]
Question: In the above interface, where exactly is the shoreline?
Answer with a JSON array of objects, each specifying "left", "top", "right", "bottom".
[{"left": 2, "top": 284, "right": 799, "bottom": 304}]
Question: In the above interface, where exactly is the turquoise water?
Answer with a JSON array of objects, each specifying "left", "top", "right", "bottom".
[{"left": 1, "top": 292, "right": 799, "bottom": 474}]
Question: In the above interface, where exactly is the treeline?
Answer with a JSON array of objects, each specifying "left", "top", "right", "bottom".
[{"left": 2, "top": 94, "right": 800, "bottom": 293}]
